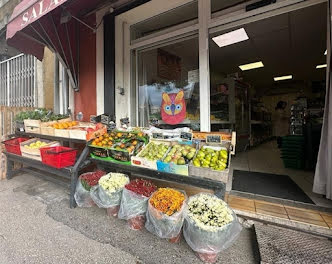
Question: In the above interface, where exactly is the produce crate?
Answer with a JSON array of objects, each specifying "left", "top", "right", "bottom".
[
  {"left": 69, "top": 127, "right": 87, "bottom": 140},
  {"left": 2, "top": 137, "right": 30, "bottom": 156},
  {"left": 131, "top": 140, "right": 171, "bottom": 170},
  {"left": 40, "top": 126, "right": 55, "bottom": 136},
  {"left": 54, "top": 128, "right": 70, "bottom": 138},
  {"left": 25, "top": 126, "right": 41, "bottom": 134},
  {"left": 20, "top": 138, "right": 60, "bottom": 161},
  {"left": 109, "top": 140, "right": 145, "bottom": 162},
  {"left": 188, "top": 142, "right": 231, "bottom": 183},
  {"left": 24, "top": 119, "right": 41, "bottom": 127},
  {"left": 40, "top": 146, "right": 77, "bottom": 168},
  {"left": 89, "top": 145, "right": 110, "bottom": 158},
  {"left": 156, "top": 142, "right": 198, "bottom": 176}
]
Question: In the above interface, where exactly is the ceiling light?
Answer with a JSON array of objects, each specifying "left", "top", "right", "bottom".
[
  {"left": 212, "top": 28, "right": 249, "bottom": 48},
  {"left": 274, "top": 75, "right": 292, "bottom": 81},
  {"left": 316, "top": 64, "right": 327, "bottom": 69},
  {"left": 239, "top": 61, "right": 264, "bottom": 71},
  {"left": 324, "top": 50, "right": 327, "bottom": 55}
]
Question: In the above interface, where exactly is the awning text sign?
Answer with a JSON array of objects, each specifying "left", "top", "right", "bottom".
[{"left": 21, "top": 0, "right": 65, "bottom": 27}]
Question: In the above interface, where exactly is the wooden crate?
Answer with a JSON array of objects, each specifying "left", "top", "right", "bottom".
[
  {"left": 40, "top": 126, "right": 55, "bottom": 136},
  {"left": 25, "top": 126, "right": 41, "bottom": 134},
  {"left": 54, "top": 129, "right": 70, "bottom": 138},
  {"left": 20, "top": 138, "right": 59, "bottom": 157}
]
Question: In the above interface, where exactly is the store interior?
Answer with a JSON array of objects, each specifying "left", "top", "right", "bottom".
[
  {"left": 133, "top": 1, "right": 331, "bottom": 207},
  {"left": 208, "top": 2, "right": 330, "bottom": 207}
]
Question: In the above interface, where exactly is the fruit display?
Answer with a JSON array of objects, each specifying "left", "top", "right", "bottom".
[
  {"left": 25, "top": 140, "right": 48, "bottom": 149},
  {"left": 52, "top": 121, "right": 78, "bottom": 129},
  {"left": 139, "top": 142, "right": 169, "bottom": 161},
  {"left": 193, "top": 147, "right": 228, "bottom": 171},
  {"left": 163, "top": 144, "right": 196, "bottom": 165},
  {"left": 91, "top": 133, "right": 114, "bottom": 148}
]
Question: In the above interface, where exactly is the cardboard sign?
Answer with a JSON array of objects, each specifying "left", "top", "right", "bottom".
[
  {"left": 206, "top": 134, "right": 222, "bottom": 143},
  {"left": 101, "top": 114, "right": 113, "bottom": 125},
  {"left": 180, "top": 132, "right": 193, "bottom": 141},
  {"left": 90, "top": 115, "right": 97, "bottom": 123},
  {"left": 152, "top": 133, "right": 163, "bottom": 139}
]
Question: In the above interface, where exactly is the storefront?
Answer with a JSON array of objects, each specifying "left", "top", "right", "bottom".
[{"left": 5, "top": 0, "right": 332, "bottom": 204}]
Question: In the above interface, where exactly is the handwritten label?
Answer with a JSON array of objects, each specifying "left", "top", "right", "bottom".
[
  {"left": 206, "top": 135, "right": 221, "bottom": 143},
  {"left": 180, "top": 132, "right": 193, "bottom": 141}
]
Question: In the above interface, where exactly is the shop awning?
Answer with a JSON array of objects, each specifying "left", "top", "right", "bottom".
[{"left": 6, "top": 0, "right": 108, "bottom": 91}]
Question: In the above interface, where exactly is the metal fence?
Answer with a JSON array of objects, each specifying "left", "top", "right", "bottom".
[{"left": 0, "top": 54, "right": 37, "bottom": 107}]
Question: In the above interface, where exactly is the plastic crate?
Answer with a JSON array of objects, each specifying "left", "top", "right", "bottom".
[
  {"left": 2, "top": 137, "right": 30, "bottom": 155},
  {"left": 40, "top": 146, "right": 77, "bottom": 168}
]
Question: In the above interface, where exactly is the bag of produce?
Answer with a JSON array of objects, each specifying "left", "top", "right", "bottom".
[
  {"left": 145, "top": 188, "right": 187, "bottom": 242},
  {"left": 183, "top": 193, "right": 242, "bottom": 263},
  {"left": 90, "top": 172, "right": 129, "bottom": 216},
  {"left": 74, "top": 170, "right": 106, "bottom": 207},
  {"left": 118, "top": 179, "right": 157, "bottom": 230}
]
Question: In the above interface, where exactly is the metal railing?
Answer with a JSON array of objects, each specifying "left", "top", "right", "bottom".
[{"left": 0, "top": 54, "right": 37, "bottom": 107}]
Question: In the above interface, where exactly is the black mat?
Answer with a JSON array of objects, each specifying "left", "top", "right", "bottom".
[{"left": 232, "top": 170, "right": 314, "bottom": 204}]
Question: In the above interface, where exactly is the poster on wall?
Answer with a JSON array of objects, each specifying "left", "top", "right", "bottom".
[
  {"left": 161, "top": 90, "right": 186, "bottom": 125},
  {"left": 157, "top": 49, "right": 181, "bottom": 81}
]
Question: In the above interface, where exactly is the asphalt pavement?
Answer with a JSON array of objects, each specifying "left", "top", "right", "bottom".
[{"left": 0, "top": 173, "right": 260, "bottom": 264}]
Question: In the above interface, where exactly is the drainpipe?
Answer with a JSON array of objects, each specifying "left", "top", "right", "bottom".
[
  {"left": 54, "top": 57, "right": 60, "bottom": 114},
  {"left": 62, "top": 67, "right": 69, "bottom": 114}
]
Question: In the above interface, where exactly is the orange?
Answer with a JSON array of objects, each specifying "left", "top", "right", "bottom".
[
  {"left": 98, "top": 136, "right": 103, "bottom": 141},
  {"left": 97, "top": 142, "right": 102, "bottom": 147}
]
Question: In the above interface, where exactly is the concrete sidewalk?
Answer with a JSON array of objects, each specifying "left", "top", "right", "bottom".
[{"left": 0, "top": 174, "right": 260, "bottom": 264}]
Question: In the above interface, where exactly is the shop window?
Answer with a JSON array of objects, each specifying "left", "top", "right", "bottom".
[
  {"left": 211, "top": 0, "right": 251, "bottom": 14},
  {"left": 131, "top": 1, "right": 198, "bottom": 41},
  {"left": 134, "top": 37, "right": 200, "bottom": 130}
]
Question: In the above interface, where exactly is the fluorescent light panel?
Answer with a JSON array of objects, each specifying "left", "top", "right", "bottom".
[
  {"left": 274, "top": 75, "right": 292, "bottom": 81},
  {"left": 239, "top": 61, "right": 264, "bottom": 71},
  {"left": 316, "top": 64, "right": 327, "bottom": 69},
  {"left": 212, "top": 28, "right": 249, "bottom": 48}
]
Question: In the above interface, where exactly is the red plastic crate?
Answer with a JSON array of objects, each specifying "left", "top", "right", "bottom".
[
  {"left": 2, "top": 137, "right": 29, "bottom": 156},
  {"left": 40, "top": 146, "right": 77, "bottom": 169}
]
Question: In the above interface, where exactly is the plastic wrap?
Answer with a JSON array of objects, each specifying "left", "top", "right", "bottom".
[
  {"left": 183, "top": 194, "right": 242, "bottom": 262},
  {"left": 118, "top": 188, "right": 149, "bottom": 220},
  {"left": 128, "top": 215, "right": 146, "bottom": 230},
  {"left": 90, "top": 185, "right": 122, "bottom": 209},
  {"left": 145, "top": 191, "right": 187, "bottom": 239},
  {"left": 74, "top": 178, "right": 95, "bottom": 207},
  {"left": 106, "top": 206, "right": 120, "bottom": 217}
]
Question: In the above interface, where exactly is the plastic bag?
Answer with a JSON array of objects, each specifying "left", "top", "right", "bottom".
[
  {"left": 183, "top": 194, "right": 242, "bottom": 263},
  {"left": 145, "top": 191, "right": 187, "bottom": 239},
  {"left": 74, "top": 178, "right": 95, "bottom": 207},
  {"left": 107, "top": 206, "right": 120, "bottom": 217},
  {"left": 128, "top": 215, "right": 146, "bottom": 230},
  {"left": 90, "top": 185, "right": 123, "bottom": 209},
  {"left": 118, "top": 188, "right": 149, "bottom": 220}
]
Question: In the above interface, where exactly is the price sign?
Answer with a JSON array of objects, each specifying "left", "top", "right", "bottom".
[
  {"left": 152, "top": 133, "right": 163, "bottom": 139},
  {"left": 101, "top": 114, "right": 113, "bottom": 125},
  {"left": 108, "top": 121, "right": 116, "bottom": 130},
  {"left": 120, "top": 117, "right": 130, "bottom": 125},
  {"left": 90, "top": 115, "right": 97, "bottom": 123},
  {"left": 206, "top": 134, "right": 221, "bottom": 143},
  {"left": 180, "top": 132, "right": 193, "bottom": 141},
  {"left": 149, "top": 118, "right": 159, "bottom": 126}
]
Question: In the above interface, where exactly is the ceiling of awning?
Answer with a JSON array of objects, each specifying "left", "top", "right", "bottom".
[{"left": 6, "top": 0, "right": 145, "bottom": 91}]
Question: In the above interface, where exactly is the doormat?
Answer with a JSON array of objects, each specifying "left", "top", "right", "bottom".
[
  {"left": 232, "top": 170, "right": 314, "bottom": 204},
  {"left": 255, "top": 223, "right": 332, "bottom": 264}
]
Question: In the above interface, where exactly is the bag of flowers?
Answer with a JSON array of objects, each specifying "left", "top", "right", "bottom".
[
  {"left": 145, "top": 188, "right": 187, "bottom": 243},
  {"left": 118, "top": 179, "right": 157, "bottom": 230},
  {"left": 74, "top": 170, "right": 106, "bottom": 207},
  {"left": 90, "top": 172, "right": 129, "bottom": 217},
  {"left": 183, "top": 193, "right": 242, "bottom": 263}
]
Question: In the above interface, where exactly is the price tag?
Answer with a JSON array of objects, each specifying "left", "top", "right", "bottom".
[
  {"left": 206, "top": 134, "right": 221, "bottom": 143},
  {"left": 120, "top": 117, "right": 130, "bottom": 125},
  {"left": 90, "top": 115, "right": 97, "bottom": 123},
  {"left": 149, "top": 118, "right": 159, "bottom": 126},
  {"left": 101, "top": 114, "right": 113, "bottom": 125},
  {"left": 152, "top": 133, "right": 163, "bottom": 139},
  {"left": 180, "top": 132, "right": 193, "bottom": 141},
  {"left": 108, "top": 121, "right": 116, "bottom": 130}
]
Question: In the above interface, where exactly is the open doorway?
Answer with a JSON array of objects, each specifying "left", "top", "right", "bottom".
[{"left": 209, "top": 2, "right": 331, "bottom": 207}]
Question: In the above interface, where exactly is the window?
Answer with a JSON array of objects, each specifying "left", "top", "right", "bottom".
[{"left": 134, "top": 37, "right": 200, "bottom": 130}]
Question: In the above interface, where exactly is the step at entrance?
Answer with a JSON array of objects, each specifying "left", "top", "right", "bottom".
[{"left": 254, "top": 223, "right": 332, "bottom": 264}]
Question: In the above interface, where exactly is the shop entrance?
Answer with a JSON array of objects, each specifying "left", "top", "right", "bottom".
[{"left": 209, "top": 2, "right": 331, "bottom": 207}]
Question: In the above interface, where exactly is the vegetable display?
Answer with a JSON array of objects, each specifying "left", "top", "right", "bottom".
[
  {"left": 15, "top": 108, "right": 69, "bottom": 122},
  {"left": 125, "top": 179, "right": 157, "bottom": 197},
  {"left": 149, "top": 188, "right": 185, "bottom": 216},
  {"left": 193, "top": 147, "right": 228, "bottom": 171},
  {"left": 99, "top": 173, "right": 130, "bottom": 194},
  {"left": 187, "top": 193, "right": 233, "bottom": 231},
  {"left": 80, "top": 170, "right": 106, "bottom": 191}
]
